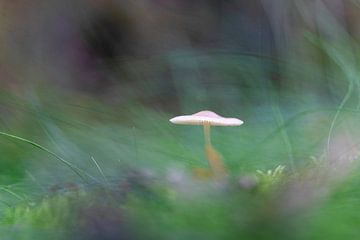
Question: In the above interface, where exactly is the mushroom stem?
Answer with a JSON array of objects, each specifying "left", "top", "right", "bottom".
[
  {"left": 203, "top": 123, "right": 226, "bottom": 177},
  {"left": 203, "top": 123, "right": 211, "bottom": 145},
  {"left": 205, "top": 144, "right": 227, "bottom": 178}
]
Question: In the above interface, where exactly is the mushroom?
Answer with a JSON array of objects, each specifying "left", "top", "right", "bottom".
[{"left": 170, "top": 110, "right": 243, "bottom": 178}]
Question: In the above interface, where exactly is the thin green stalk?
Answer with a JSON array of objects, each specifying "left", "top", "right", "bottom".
[
  {"left": 25, "top": 170, "right": 46, "bottom": 193},
  {"left": 246, "top": 107, "right": 360, "bottom": 159},
  {"left": 90, "top": 156, "right": 108, "bottom": 184},
  {"left": 271, "top": 104, "right": 295, "bottom": 173},
  {"left": 0, "top": 199, "right": 11, "bottom": 207},
  {"left": 0, "top": 187, "right": 25, "bottom": 201},
  {"left": 327, "top": 80, "right": 353, "bottom": 154},
  {"left": 0, "top": 131, "right": 91, "bottom": 181}
]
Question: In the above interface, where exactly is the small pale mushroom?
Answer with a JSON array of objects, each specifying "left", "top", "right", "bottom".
[{"left": 170, "top": 110, "right": 243, "bottom": 178}]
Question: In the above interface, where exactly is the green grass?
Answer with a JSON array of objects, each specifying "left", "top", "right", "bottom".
[
  {"left": 1, "top": 27, "right": 360, "bottom": 238},
  {"left": 0, "top": 93, "right": 360, "bottom": 239}
]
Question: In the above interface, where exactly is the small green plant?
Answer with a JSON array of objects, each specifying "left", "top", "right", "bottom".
[{"left": 256, "top": 165, "right": 286, "bottom": 191}]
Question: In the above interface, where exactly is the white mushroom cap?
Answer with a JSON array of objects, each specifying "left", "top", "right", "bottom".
[{"left": 169, "top": 110, "right": 244, "bottom": 126}]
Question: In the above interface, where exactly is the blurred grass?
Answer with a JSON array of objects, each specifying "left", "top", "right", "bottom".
[{"left": 1, "top": 81, "right": 360, "bottom": 239}]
